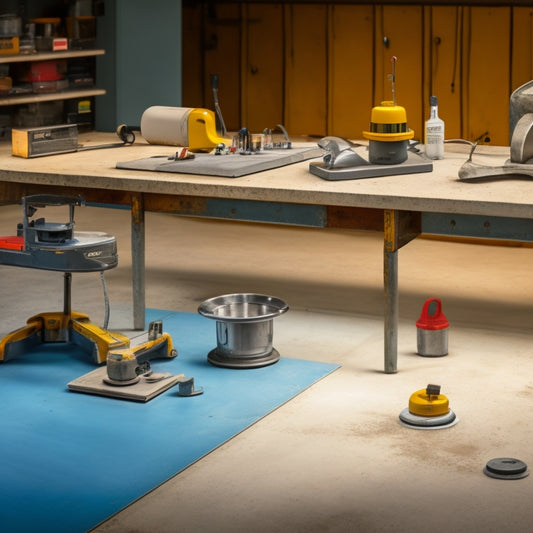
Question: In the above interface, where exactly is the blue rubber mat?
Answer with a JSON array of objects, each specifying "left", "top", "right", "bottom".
[{"left": 0, "top": 309, "right": 339, "bottom": 533}]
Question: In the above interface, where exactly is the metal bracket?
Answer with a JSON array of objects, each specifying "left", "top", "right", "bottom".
[{"left": 177, "top": 377, "right": 203, "bottom": 397}]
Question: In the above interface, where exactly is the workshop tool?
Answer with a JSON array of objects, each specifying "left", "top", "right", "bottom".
[
  {"left": 309, "top": 135, "right": 431, "bottom": 180},
  {"left": 140, "top": 106, "right": 231, "bottom": 152},
  {"left": 459, "top": 80, "right": 533, "bottom": 180},
  {"left": 363, "top": 56, "right": 414, "bottom": 165},
  {"left": 399, "top": 384, "right": 458, "bottom": 429},
  {"left": 107, "top": 320, "right": 177, "bottom": 367},
  {"left": 310, "top": 57, "right": 430, "bottom": 180},
  {"left": 0, "top": 195, "right": 131, "bottom": 364},
  {"left": 198, "top": 293, "right": 289, "bottom": 368},
  {"left": 105, "top": 354, "right": 151, "bottom": 386},
  {"left": 104, "top": 321, "right": 177, "bottom": 386},
  {"left": 210, "top": 73, "right": 227, "bottom": 138},
  {"left": 483, "top": 458, "right": 529, "bottom": 480},
  {"left": 416, "top": 298, "right": 449, "bottom": 357},
  {"left": 176, "top": 376, "right": 203, "bottom": 397},
  {"left": 11, "top": 123, "right": 135, "bottom": 158}
]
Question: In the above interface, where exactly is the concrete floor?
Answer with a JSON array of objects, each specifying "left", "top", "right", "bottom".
[{"left": 2, "top": 204, "right": 533, "bottom": 532}]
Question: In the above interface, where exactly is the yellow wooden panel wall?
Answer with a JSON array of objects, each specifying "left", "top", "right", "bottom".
[
  {"left": 425, "top": 5, "right": 463, "bottom": 140},
  {"left": 512, "top": 6, "right": 533, "bottom": 93},
  {"left": 463, "top": 7, "right": 511, "bottom": 146},
  {"left": 327, "top": 4, "right": 374, "bottom": 138},
  {"left": 202, "top": 3, "right": 242, "bottom": 132},
  {"left": 181, "top": 3, "right": 203, "bottom": 108},
  {"left": 240, "top": 3, "right": 284, "bottom": 132},
  {"left": 182, "top": 2, "right": 531, "bottom": 146},
  {"left": 284, "top": 3, "right": 328, "bottom": 136}
]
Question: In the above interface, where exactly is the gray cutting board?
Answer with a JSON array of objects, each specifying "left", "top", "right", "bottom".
[{"left": 116, "top": 146, "right": 323, "bottom": 178}]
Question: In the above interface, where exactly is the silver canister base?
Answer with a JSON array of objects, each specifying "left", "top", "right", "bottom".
[
  {"left": 198, "top": 293, "right": 289, "bottom": 369},
  {"left": 207, "top": 347, "right": 280, "bottom": 369}
]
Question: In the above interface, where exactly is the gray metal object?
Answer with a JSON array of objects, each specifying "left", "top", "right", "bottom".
[
  {"left": 311, "top": 138, "right": 431, "bottom": 181},
  {"left": 510, "top": 80, "right": 533, "bottom": 139},
  {"left": 210, "top": 73, "right": 227, "bottom": 138},
  {"left": 318, "top": 136, "right": 368, "bottom": 169},
  {"left": 198, "top": 293, "right": 288, "bottom": 369},
  {"left": 417, "top": 328, "right": 448, "bottom": 356},
  {"left": 399, "top": 408, "right": 458, "bottom": 430},
  {"left": 460, "top": 80, "right": 533, "bottom": 180},
  {"left": 483, "top": 458, "right": 529, "bottom": 480},
  {"left": 384, "top": 249, "right": 398, "bottom": 373},
  {"left": 106, "top": 355, "right": 150, "bottom": 383},
  {"left": 177, "top": 377, "right": 203, "bottom": 397},
  {"left": 0, "top": 195, "right": 117, "bottom": 272},
  {"left": 510, "top": 113, "right": 533, "bottom": 163},
  {"left": 368, "top": 139, "right": 408, "bottom": 165}
]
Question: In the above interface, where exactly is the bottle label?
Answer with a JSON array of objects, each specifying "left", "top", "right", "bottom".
[{"left": 426, "top": 126, "right": 444, "bottom": 144}]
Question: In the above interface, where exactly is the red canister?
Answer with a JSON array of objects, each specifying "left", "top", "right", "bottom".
[{"left": 416, "top": 298, "right": 449, "bottom": 356}]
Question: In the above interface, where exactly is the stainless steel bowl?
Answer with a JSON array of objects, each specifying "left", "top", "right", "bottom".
[
  {"left": 198, "top": 293, "right": 288, "bottom": 322},
  {"left": 198, "top": 293, "right": 289, "bottom": 368}
]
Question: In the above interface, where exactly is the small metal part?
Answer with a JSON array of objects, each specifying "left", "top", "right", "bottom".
[
  {"left": 399, "top": 408, "right": 458, "bottom": 430},
  {"left": 483, "top": 458, "right": 529, "bottom": 480},
  {"left": 318, "top": 136, "right": 368, "bottom": 169},
  {"left": 390, "top": 56, "right": 397, "bottom": 105},
  {"left": 135, "top": 361, "right": 151, "bottom": 375},
  {"left": 148, "top": 320, "right": 163, "bottom": 341},
  {"left": 425, "top": 384, "right": 441, "bottom": 397},
  {"left": 276, "top": 124, "right": 291, "bottom": 149},
  {"left": 143, "top": 372, "right": 173, "bottom": 383},
  {"left": 238, "top": 127, "right": 251, "bottom": 154},
  {"left": 210, "top": 73, "right": 227, "bottom": 137},
  {"left": 263, "top": 125, "right": 291, "bottom": 150},
  {"left": 263, "top": 128, "right": 273, "bottom": 149},
  {"left": 250, "top": 134, "right": 262, "bottom": 152},
  {"left": 103, "top": 375, "right": 140, "bottom": 387},
  {"left": 177, "top": 377, "right": 203, "bottom": 397}
]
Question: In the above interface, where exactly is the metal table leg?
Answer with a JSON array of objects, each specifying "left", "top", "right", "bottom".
[
  {"left": 384, "top": 248, "right": 398, "bottom": 373},
  {"left": 383, "top": 209, "right": 421, "bottom": 373},
  {"left": 131, "top": 194, "right": 145, "bottom": 330}
]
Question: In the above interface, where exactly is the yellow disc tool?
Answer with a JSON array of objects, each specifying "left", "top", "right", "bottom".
[{"left": 408, "top": 387, "right": 449, "bottom": 417}]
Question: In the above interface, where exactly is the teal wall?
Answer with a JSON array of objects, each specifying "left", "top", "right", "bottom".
[{"left": 96, "top": 0, "right": 182, "bottom": 130}]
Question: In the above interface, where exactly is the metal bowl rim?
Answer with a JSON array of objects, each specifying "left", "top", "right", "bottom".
[{"left": 198, "top": 293, "right": 289, "bottom": 322}]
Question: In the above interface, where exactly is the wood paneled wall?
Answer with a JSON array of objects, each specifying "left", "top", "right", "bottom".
[{"left": 182, "top": 2, "right": 533, "bottom": 146}]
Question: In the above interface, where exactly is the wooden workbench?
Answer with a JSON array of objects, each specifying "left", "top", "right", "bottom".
[{"left": 0, "top": 133, "right": 531, "bottom": 372}]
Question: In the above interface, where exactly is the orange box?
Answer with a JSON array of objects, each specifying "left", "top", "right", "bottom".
[{"left": 0, "top": 37, "right": 19, "bottom": 55}]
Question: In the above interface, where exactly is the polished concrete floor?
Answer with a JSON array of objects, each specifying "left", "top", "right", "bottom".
[{"left": 2, "top": 204, "right": 533, "bottom": 532}]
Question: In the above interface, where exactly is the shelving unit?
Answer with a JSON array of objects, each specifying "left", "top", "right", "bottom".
[
  {"left": 0, "top": 49, "right": 105, "bottom": 105},
  {"left": 0, "top": 49, "right": 105, "bottom": 64}
]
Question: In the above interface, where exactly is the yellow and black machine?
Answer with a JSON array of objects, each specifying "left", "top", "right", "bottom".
[{"left": 0, "top": 194, "right": 176, "bottom": 364}]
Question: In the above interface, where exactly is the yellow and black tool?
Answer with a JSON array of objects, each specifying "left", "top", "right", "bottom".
[
  {"left": 140, "top": 106, "right": 231, "bottom": 152},
  {"left": 108, "top": 320, "right": 177, "bottom": 364},
  {"left": 363, "top": 56, "right": 414, "bottom": 165},
  {"left": 399, "top": 384, "right": 458, "bottom": 429}
]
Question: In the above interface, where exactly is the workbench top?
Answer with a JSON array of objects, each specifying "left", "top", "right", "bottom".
[{"left": 0, "top": 133, "right": 531, "bottom": 219}]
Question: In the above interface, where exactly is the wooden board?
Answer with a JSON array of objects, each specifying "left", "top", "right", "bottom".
[{"left": 68, "top": 366, "right": 184, "bottom": 402}]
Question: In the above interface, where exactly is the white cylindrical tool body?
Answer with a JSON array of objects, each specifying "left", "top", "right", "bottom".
[{"left": 140, "top": 106, "right": 191, "bottom": 146}]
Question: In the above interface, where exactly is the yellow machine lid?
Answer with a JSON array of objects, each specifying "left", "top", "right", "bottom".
[
  {"left": 362, "top": 101, "right": 414, "bottom": 142},
  {"left": 408, "top": 387, "right": 450, "bottom": 417}
]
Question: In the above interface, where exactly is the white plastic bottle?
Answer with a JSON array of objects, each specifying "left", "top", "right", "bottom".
[{"left": 425, "top": 95, "right": 445, "bottom": 160}]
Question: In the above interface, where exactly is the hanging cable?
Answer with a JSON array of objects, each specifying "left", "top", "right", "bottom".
[{"left": 100, "top": 271, "right": 110, "bottom": 330}]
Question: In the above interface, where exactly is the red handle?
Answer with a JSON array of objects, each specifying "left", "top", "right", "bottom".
[{"left": 416, "top": 298, "right": 449, "bottom": 330}]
